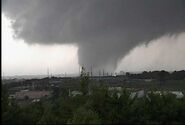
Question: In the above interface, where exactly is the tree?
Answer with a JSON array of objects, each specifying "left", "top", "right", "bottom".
[
  {"left": 80, "top": 67, "right": 89, "bottom": 96},
  {"left": 158, "top": 70, "right": 168, "bottom": 86},
  {"left": 2, "top": 85, "right": 9, "bottom": 113},
  {"left": 69, "top": 107, "right": 101, "bottom": 124},
  {"left": 51, "top": 86, "right": 60, "bottom": 101},
  {"left": 90, "top": 84, "right": 111, "bottom": 123}
]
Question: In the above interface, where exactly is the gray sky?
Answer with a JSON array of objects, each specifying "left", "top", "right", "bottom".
[
  {"left": 2, "top": 0, "right": 185, "bottom": 76},
  {"left": 116, "top": 33, "right": 185, "bottom": 73}
]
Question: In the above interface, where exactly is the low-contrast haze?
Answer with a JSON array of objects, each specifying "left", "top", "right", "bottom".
[
  {"left": 2, "top": 0, "right": 185, "bottom": 76},
  {"left": 2, "top": 15, "right": 79, "bottom": 76}
]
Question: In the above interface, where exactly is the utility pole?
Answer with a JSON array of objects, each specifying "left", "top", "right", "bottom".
[
  {"left": 32, "top": 82, "right": 35, "bottom": 90},
  {"left": 2, "top": 72, "right": 5, "bottom": 80},
  {"left": 47, "top": 68, "right": 50, "bottom": 78},
  {"left": 99, "top": 70, "right": 101, "bottom": 77},
  {"left": 90, "top": 65, "right": 93, "bottom": 77},
  {"left": 69, "top": 89, "right": 71, "bottom": 96},
  {"left": 47, "top": 68, "right": 50, "bottom": 85},
  {"left": 79, "top": 66, "right": 81, "bottom": 76}
]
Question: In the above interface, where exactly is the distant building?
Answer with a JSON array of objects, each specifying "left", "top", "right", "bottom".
[
  {"left": 144, "top": 79, "right": 153, "bottom": 82},
  {"left": 171, "top": 91, "right": 184, "bottom": 98},
  {"left": 69, "top": 90, "right": 82, "bottom": 97},
  {"left": 14, "top": 90, "right": 50, "bottom": 100},
  {"left": 32, "top": 99, "right": 40, "bottom": 103},
  {"left": 130, "top": 90, "right": 145, "bottom": 99},
  {"left": 108, "top": 87, "right": 122, "bottom": 91},
  {"left": 119, "top": 71, "right": 126, "bottom": 75}
]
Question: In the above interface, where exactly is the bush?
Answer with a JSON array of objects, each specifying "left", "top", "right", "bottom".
[{"left": 69, "top": 107, "right": 101, "bottom": 124}]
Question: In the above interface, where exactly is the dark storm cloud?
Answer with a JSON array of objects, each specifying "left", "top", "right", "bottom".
[{"left": 2, "top": 0, "right": 185, "bottom": 73}]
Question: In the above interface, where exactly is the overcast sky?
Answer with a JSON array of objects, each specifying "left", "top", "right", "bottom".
[
  {"left": 2, "top": 15, "right": 79, "bottom": 76},
  {"left": 2, "top": 15, "right": 185, "bottom": 76},
  {"left": 2, "top": 0, "right": 185, "bottom": 76},
  {"left": 115, "top": 33, "right": 185, "bottom": 73}
]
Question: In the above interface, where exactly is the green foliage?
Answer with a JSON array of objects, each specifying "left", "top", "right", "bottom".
[
  {"left": 80, "top": 66, "right": 90, "bottom": 95},
  {"left": 2, "top": 85, "right": 10, "bottom": 113},
  {"left": 70, "top": 107, "right": 101, "bottom": 124},
  {"left": 37, "top": 102, "right": 58, "bottom": 124},
  {"left": 89, "top": 84, "right": 111, "bottom": 123},
  {"left": 2, "top": 82, "right": 185, "bottom": 124}
]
